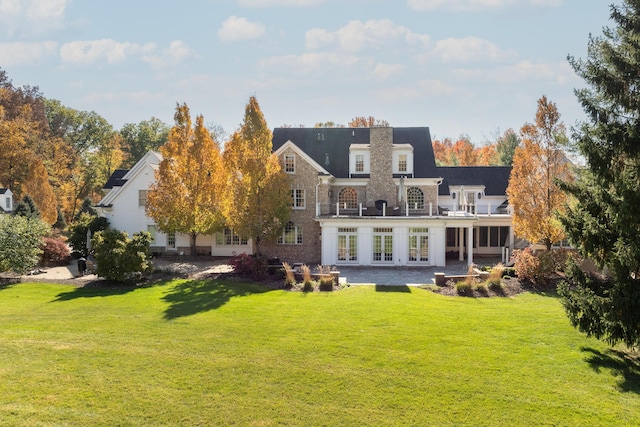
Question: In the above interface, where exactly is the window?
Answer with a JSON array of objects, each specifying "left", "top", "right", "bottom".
[
  {"left": 355, "top": 154, "right": 364, "bottom": 172},
  {"left": 147, "top": 225, "right": 157, "bottom": 244},
  {"left": 338, "top": 187, "right": 358, "bottom": 209},
  {"left": 291, "top": 189, "right": 305, "bottom": 209},
  {"left": 5, "top": 197, "right": 10, "bottom": 210},
  {"left": 398, "top": 154, "right": 407, "bottom": 172},
  {"left": 138, "top": 190, "right": 148, "bottom": 207},
  {"left": 373, "top": 228, "right": 393, "bottom": 262},
  {"left": 278, "top": 221, "right": 303, "bottom": 245},
  {"left": 407, "top": 187, "right": 424, "bottom": 210},
  {"left": 338, "top": 228, "right": 358, "bottom": 261},
  {"left": 409, "top": 228, "right": 429, "bottom": 262},
  {"left": 216, "top": 228, "right": 248, "bottom": 245},
  {"left": 167, "top": 232, "right": 176, "bottom": 249},
  {"left": 284, "top": 154, "right": 295, "bottom": 173}
]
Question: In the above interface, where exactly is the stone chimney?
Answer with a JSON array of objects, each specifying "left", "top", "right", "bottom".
[{"left": 366, "top": 127, "right": 397, "bottom": 206}]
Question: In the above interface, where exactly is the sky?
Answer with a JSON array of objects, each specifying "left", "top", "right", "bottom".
[{"left": 0, "top": 0, "right": 616, "bottom": 143}]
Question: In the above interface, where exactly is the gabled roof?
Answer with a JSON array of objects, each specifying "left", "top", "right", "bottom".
[
  {"left": 274, "top": 140, "right": 331, "bottom": 175},
  {"left": 0, "top": 188, "right": 9, "bottom": 195},
  {"left": 272, "top": 127, "right": 438, "bottom": 178},
  {"left": 103, "top": 169, "right": 129, "bottom": 189},
  {"left": 98, "top": 151, "right": 163, "bottom": 207},
  {"left": 437, "top": 166, "right": 512, "bottom": 196}
]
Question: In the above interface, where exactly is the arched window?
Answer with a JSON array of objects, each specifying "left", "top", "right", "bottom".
[
  {"left": 407, "top": 187, "right": 424, "bottom": 210},
  {"left": 338, "top": 187, "right": 358, "bottom": 209}
]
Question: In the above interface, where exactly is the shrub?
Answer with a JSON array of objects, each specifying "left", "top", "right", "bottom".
[
  {"left": 93, "top": 229, "right": 152, "bottom": 283},
  {"left": 300, "top": 265, "right": 315, "bottom": 292},
  {"left": 488, "top": 281, "right": 504, "bottom": 294},
  {"left": 40, "top": 237, "right": 71, "bottom": 266},
  {"left": 316, "top": 265, "right": 334, "bottom": 291},
  {"left": 282, "top": 262, "right": 296, "bottom": 289},
  {"left": 230, "top": 253, "right": 268, "bottom": 280},
  {"left": 487, "top": 263, "right": 504, "bottom": 286},
  {"left": 513, "top": 248, "right": 557, "bottom": 286},
  {"left": 455, "top": 281, "right": 473, "bottom": 296},
  {"left": 475, "top": 282, "right": 489, "bottom": 296}
]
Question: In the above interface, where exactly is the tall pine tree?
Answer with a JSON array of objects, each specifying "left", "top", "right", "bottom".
[{"left": 559, "top": 0, "right": 640, "bottom": 348}]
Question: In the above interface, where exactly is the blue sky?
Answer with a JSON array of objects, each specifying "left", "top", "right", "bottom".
[{"left": 0, "top": 0, "right": 614, "bottom": 143}]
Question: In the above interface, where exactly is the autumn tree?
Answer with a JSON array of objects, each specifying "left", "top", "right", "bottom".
[
  {"left": 146, "top": 103, "right": 226, "bottom": 256},
  {"left": 507, "top": 95, "right": 572, "bottom": 251},
  {"left": 222, "top": 96, "right": 290, "bottom": 256},
  {"left": 348, "top": 116, "right": 390, "bottom": 127},
  {"left": 558, "top": 0, "right": 640, "bottom": 348}
]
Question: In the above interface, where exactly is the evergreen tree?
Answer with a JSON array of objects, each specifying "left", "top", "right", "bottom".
[
  {"left": 559, "top": 0, "right": 640, "bottom": 348},
  {"left": 13, "top": 195, "right": 40, "bottom": 219}
]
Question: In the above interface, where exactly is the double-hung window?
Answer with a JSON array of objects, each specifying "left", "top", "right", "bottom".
[{"left": 291, "top": 189, "right": 305, "bottom": 209}]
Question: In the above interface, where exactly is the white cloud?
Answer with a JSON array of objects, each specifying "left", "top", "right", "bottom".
[
  {"left": 430, "top": 37, "right": 517, "bottom": 63},
  {"left": 143, "top": 40, "right": 198, "bottom": 69},
  {"left": 238, "top": 0, "right": 325, "bottom": 6},
  {"left": 374, "top": 79, "right": 459, "bottom": 102},
  {"left": 454, "top": 60, "right": 576, "bottom": 84},
  {"left": 60, "top": 39, "right": 156, "bottom": 65},
  {"left": 218, "top": 16, "right": 266, "bottom": 42},
  {"left": 0, "top": 0, "right": 69, "bottom": 35},
  {"left": 371, "top": 63, "right": 404, "bottom": 80},
  {"left": 407, "top": 0, "right": 560, "bottom": 11},
  {"left": 0, "top": 41, "right": 58, "bottom": 66},
  {"left": 306, "top": 19, "right": 429, "bottom": 52}
]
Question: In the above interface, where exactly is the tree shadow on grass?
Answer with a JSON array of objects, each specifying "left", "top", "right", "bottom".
[
  {"left": 375, "top": 284, "right": 411, "bottom": 293},
  {"left": 52, "top": 281, "right": 141, "bottom": 301},
  {"left": 162, "top": 278, "right": 272, "bottom": 320},
  {"left": 582, "top": 347, "right": 640, "bottom": 393}
]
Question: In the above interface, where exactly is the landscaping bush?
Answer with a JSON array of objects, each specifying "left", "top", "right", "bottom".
[
  {"left": 93, "top": 229, "right": 152, "bottom": 283},
  {"left": 40, "top": 237, "right": 71, "bottom": 266},
  {"left": 455, "top": 281, "right": 474, "bottom": 296},
  {"left": 282, "top": 262, "right": 296, "bottom": 289},
  {"left": 316, "top": 265, "right": 334, "bottom": 291},
  {"left": 300, "top": 265, "right": 315, "bottom": 292},
  {"left": 230, "top": 253, "right": 268, "bottom": 280},
  {"left": 513, "top": 248, "right": 560, "bottom": 286}
]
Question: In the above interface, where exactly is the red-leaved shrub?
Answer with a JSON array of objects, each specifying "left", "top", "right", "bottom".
[{"left": 40, "top": 237, "right": 71, "bottom": 266}]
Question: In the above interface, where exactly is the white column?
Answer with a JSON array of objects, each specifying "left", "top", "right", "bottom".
[
  {"left": 458, "top": 227, "right": 464, "bottom": 261},
  {"left": 467, "top": 225, "right": 474, "bottom": 266}
]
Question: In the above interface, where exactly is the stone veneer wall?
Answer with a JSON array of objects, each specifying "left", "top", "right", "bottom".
[
  {"left": 261, "top": 148, "right": 322, "bottom": 265},
  {"left": 366, "top": 127, "right": 398, "bottom": 207}
]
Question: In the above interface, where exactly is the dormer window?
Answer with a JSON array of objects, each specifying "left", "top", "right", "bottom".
[
  {"left": 349, "top": 144, "right": 370, "bottom": 175},
  {"left": 398, "top": 154, "right": 407, "bottom": 172},
  {"left": 284, "top": 154, "right": 295, "bottom": 173},
  {"left": 392, "top": 144, "right": 413, "bottom": 175}
]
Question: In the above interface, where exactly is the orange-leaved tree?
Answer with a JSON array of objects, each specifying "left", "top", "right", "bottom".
[
  {"left": 506, "top": 95, "right": 572, "bottom": 250},
  {"left": 222, "top": 96, "right": 290, "bottom": 256},
  {"left": 147, "top": 103, "right": 226, "bottom": 255}
]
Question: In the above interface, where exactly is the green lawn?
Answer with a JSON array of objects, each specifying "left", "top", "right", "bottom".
[{"left": 0, "top": 279, "right": 638, "bottom": 426}]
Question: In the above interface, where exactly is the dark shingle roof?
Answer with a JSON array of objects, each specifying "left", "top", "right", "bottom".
[
  {"left": 0, "top": 188, "right": 8, "bottom": 195},
  {"left": 437, "top": 166, "right": 512, "bottom": 196},
  {"left": 103, "top": 169, "right": 129, "bottom": 189},
  {"left": 272, "top": 127, "right": 438, "bottom": 178}
]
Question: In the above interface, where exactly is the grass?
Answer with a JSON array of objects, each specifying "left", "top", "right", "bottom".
[{"left": 1, "top": 279, "right": 639, "bottom": 426}]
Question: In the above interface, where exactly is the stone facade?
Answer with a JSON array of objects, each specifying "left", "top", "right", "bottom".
[
  {"left": 261, "top": 147, "right": 322, "bottom": 265},
  {"left": 366, "top": 127, "right": 398, "bottom": 207}
]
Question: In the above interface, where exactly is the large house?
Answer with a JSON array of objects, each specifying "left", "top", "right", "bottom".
[{"left": 97, "top": 126, "right": 514, "bottom": 267}]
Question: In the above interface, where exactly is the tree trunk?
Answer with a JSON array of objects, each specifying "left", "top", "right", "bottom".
[{"left": 190, "top": 232, "right": 198, "bottom": 256}]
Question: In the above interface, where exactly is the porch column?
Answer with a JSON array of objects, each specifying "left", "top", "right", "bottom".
[
  {"left": 458, "top": 227, "right": 464, "bottom": 261},
  {"left": 467, "top": 225, "right": 474, "bottom": 266}
]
